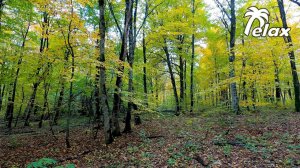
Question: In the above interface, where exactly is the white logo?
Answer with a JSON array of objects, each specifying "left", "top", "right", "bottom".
[{"left": 244, "top": 6, "right": 290, "bottom": 37}]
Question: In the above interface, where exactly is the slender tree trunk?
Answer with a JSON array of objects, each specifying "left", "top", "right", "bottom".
[
  {"left": 14, "top": 85, "right": 24, "bottom": 127},
  {"left": 184, "top": 59, "right": 187, "bottom": 109},
  {"left": 39, "top": 82, "right": 50, "bottom": 128},
  {"left": 24, "top": 83, "right": 39, "bottom": 126},
  {"left": 272, "top": 51, "right": 282, "bottom": 105},
  {"left": 178, "top": 35, "right": 185, "bottom": 112},
  {"left": 24, "top": 12, "right": 49, "bottom": 126},
  {"left": 288, "top": 82, "right": 292, "bottom": 99},
  {"left": 163, "top": 38, "right": 180, "bottom": 115},
  {"left": 143, "top": 30, "right": 148, "bottom": 107},
  {"left": 65, "top": 0, "right": 75, "bottom": 148},
  {"left": 94, "top": 37, "right": 101, "bottom": 119},
  {"left": 190, "top": 0, "right": 195, "bottom": 113},
  {"left": 229, "top": 0, "right": 240, "bottom": 114},
  {"left": 240, "top": 33, "right": 249, "bottom": 110},
  {"left": 112, "top": 0, "right": 133, "bottom": 136},
  {"left": 0, "top": 85, "right": 4, "bottom": 112},
  {"left": 66, "top": 49, "right": 73, "bottom": 148},
  {"left": 6, "top": 23, "right": 29, "bottom": 129},
  {"left": 54, "top": 49, "right": 69, "bottom": 125},
  {"left": 277, "top": 0, "right": 300, "bottom": 112},
  {"left": 155, "top": 77, "right": 159, "bottom": 107},
  {"left": 251, "top": 67, "right": 257, "bottom": 110},
  {"left": 6, "top": 84, "right": 13, "bottom": 128},
  {"left": 0, "top": 0, "right": 4, "bottom": 31},
  {"left": 54, "top": 82, "right": 65, "bottom": 125},
  {"left": 65, "top": 49, "right": 74, "bottom": 148},
  {"left": 124, "top": 0, "right": 136, "bottom": 133}
]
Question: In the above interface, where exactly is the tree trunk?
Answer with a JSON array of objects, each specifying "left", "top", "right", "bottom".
[
  {"left": 277, "top": 0, "right": 300, "bottom": 112},
  {"left": 14, "top": 85, "right": 24, "bottom": 127},
  {"left": 288, "top": 82, "right": 292, "bottom": 99},
  {"left": 143, "top": 30, "right": 148, "bottom": 107},
  {"left": 124, "top": 0, "right": 135, "bottom": 133},
  {"left": 98, "top": 0, "right": 113, "bottom": 144},
  {"left": 272, "top": 52, "right": 282, "bottom": 105},
  {"left": 190, "top": 0, "right": 195, "bottom": 113},
  {"left": 229, "top": 0, "right": 240, "bottom": 114},
  {"left": 54, "top": 81, "right": 65, "bottom": 125},
  {"left": 24, "top": 83, "right": 39, "bottom": 126},
  {"left": 0, "top": 85, "right": 5, "bottom": 112},
  {"left": 0, "top": 0, "right": 4, "bottom": 31},
  {"left": 94, "top": 38, "right": 101, "bottom": 119},
  {"left": 39, "top": 82, "right": 50, "bottom": 128},
  {"left": 66, "top": 49, "right": 73, "bottom": 148},
  {"left": 6, "top": 23, "right": 29, "bottom": 129},
  {"left": 66, "top": 0, "right": 75, "bottom": 148},
  {"left": 178, "top": 35, "right": 185, "bottom": 112},
  {"left": 251, "top": 67, "right": 257, "bottom": 110},
  {"left": 24, "top": 12, "right": 49, "bottom": 126},
  {"left": 54, "top": 49, "right": 69, "bottom": 125},
  {"left": 112, "top": 0, "right": 133, "bottom": 136},
  {"left": 163, "top": 38, "right": 180, "bottom": 115}
]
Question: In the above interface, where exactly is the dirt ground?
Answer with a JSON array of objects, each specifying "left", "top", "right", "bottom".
[{"left": 0, "top": 111, "right": 299, "bottom": 167}]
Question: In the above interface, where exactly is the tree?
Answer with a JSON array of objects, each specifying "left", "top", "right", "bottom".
[
  {"left": 98, "top": 0, "right": 113, "bottom": 144},
  {"left": 24, "top": 6, "right": 51, "bottom": 126},
  {"left": 214, "top": 0, "right": 240, "bottom": 114},
  {"left": 290, "top": 0, "right": 300, "bottom": 6},
  {"left": 277, "top": 0, "right": 300, "bottom": 112},
  {"left": 111, "top": 0, "right": 133, "bottom": 136},
  {"left": 190, "top": 0, "right": 195, "bottom": 113},
  {"left": 163, "top": 38, "right": 180, "bottom": 115}
]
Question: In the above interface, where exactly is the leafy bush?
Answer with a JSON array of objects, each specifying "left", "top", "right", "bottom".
[
  {"left": 27, "top": 158, "right": 75, "bottom": 168},
  {"left": 223, "top": 145, "right": 232, "bottom": 157},
  {"left": 27, "top": 158, "right": 57, "bottom": 168}
]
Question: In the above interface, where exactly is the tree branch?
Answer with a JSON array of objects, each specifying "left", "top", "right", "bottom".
[
  {"left": 135, "top": 1, "right": 164, "bottom": 38},
  {"left": 214, "top": 0, "right": 231, "bottom": 20},
  {"left": 107, "top": 0, "right": 123, "bottom": 38},
  {"left": 290, "top": 0, "right": 300, "bottom": 6}
]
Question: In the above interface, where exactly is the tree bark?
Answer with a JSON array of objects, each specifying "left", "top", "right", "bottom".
[
  {"left": 66, "top": 0, "right": 75, "bottom": 148},
  {"left": 124, "top": 0, "right": 135, "bottom": 133},
  {"left": 272, "top": 51, "right": 282, "bottom": 105},
  {"left": 14, "top": 85, "right": 24, "bottom": 127},
  {"left": 24, "top": 12, "right": 49, "bottom": 126},
  {"left": 190, "top": 0, "right": 195, "bottom": 113},
  {"left": 98, "top": 0, "right": 113, "bottom": 144},
  {"left": 277, "top": 0, "right": 300, "bottom": 112},
  {"left": 143, "top": 28, "right": 148, "bottom": 107},
  {"left": 229, "top": 0, "right": 240, "bottom": 114},
  {"left": 111, "top": 0, "right": 133, "bottom": 136},
  {"left": 39, "top": 82, "right": 50, "bottom": 128},
  {"left": 0, "top": 85, "right": 5, "bottom": 112},
  {"left": 6, "top": 23, "right": 30, "bottom": 129},
  {"left": 178, "top": 35, "right": 185, "bottom": 112},
  {"left": 163, "top": 38, "right": 180, "bottom": 115},
  {"left": 54, "top": 81, "right": 65, "bottom": 125},
  {"left": 24, "top": 83, "right": 39, "bottom": 126}
]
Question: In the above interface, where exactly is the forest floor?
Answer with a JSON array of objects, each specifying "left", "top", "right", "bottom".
[{"left": 0, "top": 109, "right": 300, "bottom": 167}]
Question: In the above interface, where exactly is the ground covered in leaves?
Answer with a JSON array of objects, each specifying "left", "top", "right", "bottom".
[{"left": 0, "top": 110, "right": 300, "bottom": 167}]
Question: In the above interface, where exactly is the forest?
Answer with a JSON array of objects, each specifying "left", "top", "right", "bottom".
[{"left": 0, "top": 0, "right": 300, "bottom": 167}]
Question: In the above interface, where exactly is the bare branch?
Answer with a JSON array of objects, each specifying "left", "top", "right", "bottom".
[
  {"left": 290, "top": 0, "right": 300, "bottom": 6},
  {"left": 220, "top": 17, "right": 230, "bottom": 32},
  {"left": 214, "top": 0, "right": 231, "bottom": 20},
  {"left": 135, "top": 1, "right": 164, "bottom": 38},
  {"left": 107, "top": 0, "right": 123, "bottom": 38}
]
